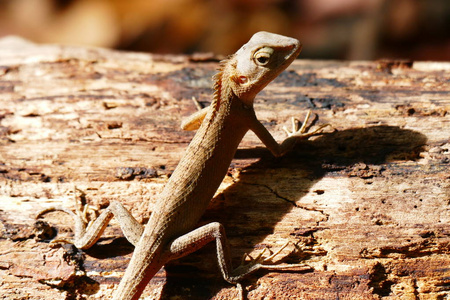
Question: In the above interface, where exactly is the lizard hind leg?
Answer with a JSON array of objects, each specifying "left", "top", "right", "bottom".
[
  {"left": 166, "top": 223, "right": 311, "bottom": 298},
  {"left": 36, "top": 193, "right": 144, "bottom": 249}
]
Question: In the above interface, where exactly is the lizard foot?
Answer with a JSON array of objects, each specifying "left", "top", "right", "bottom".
[
  {"left": 234, "top": 241, "right": 311, "bottom": 279},
  {"left": 36, "top": 187, "right": 99, "bottom": 245},
  {"left": 283, "top": 110, "right": 332, "bottom": 139},
  {"left": 241, "top": 241, "right": 309, "bottom": 268},
  {"left": 232, "top": 242, "right": 311, "bottom": 299}
]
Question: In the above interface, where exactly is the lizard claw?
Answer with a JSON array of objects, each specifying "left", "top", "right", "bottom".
[
  {"left": 232, "top": 242, "right": 311, "bottom": 300},
  {"left": 283, "top": 110, "right": 332, "bottom": 139},
  {"left": 240, "top": 247, "right": 269, "bottom": 265},
  {"left": 36, "top": 186, "right": 99, "bottom": 245},
  {"left": 239, "top": 241, "right": 310, "bottom": 270}
]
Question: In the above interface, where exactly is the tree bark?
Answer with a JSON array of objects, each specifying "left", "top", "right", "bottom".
[{"left": 0, "top": 36, "right": 449, "bottom": 299}]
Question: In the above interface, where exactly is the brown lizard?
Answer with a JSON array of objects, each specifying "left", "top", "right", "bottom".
[{"left": 38, "top": 31, "right": 329, "bottom": 299}]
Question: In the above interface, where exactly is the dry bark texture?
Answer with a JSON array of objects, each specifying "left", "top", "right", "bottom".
[{"left": 0, "top": 36, "right": 449, "bottom": 300}]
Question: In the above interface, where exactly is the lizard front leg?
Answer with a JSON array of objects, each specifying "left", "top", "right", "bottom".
[
  {"left": 37, "top": 200, "right": 143, "bottom": 249},
  {"left": 249, "top": 110, "right": 331, "bottom": 157},
  {"left": 180, "top": 97, "right": 209, "bottom": 131}
]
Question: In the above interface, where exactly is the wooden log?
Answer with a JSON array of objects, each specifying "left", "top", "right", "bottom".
[{"left": 0, "top": 36, "right": 449, "bottom": 299}]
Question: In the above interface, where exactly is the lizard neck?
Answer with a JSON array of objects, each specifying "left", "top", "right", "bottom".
[{"left": 203, "top": 58, "right": 237, "bottom": 127}]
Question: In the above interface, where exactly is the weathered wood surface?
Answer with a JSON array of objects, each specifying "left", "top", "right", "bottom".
[{"left": 0, "top": 36, "right": 449, "bottom": 300}]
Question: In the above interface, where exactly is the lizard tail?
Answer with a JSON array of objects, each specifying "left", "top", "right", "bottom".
[{"left": 112, "top": 241, "right": 165, "bottom": 300}]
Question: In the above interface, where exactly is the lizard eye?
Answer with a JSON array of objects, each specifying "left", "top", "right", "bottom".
[
  {"left": 256, "top": 56, "right": 269, "bottom": 64},
  {"left": 253, "top": 47, "right": 274, "bottom": 66}
]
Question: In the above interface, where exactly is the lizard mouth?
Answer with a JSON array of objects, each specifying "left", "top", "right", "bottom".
[
  {"left": 281, "top": 43, "right": 302, "bottom": 63},
  {"left": 287, "top": 42, "right": 302, "bottom": 57}
]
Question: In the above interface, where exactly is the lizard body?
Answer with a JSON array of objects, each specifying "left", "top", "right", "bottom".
[{"left": 38, "top": 32, "right": 328, "bottom": 299}]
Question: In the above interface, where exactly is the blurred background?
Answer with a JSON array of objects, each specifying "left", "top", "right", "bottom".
[{"left": 0, "top": 0, "right": 448, "bottom": 60}]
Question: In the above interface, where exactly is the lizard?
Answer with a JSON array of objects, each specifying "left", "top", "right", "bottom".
[{"left": 37, "top": 31, "right": 330, "bottom": 300}]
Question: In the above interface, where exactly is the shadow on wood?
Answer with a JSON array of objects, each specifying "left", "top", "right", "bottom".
[{"left": 160, "top": 125, "right": 427, "bottom": 299}]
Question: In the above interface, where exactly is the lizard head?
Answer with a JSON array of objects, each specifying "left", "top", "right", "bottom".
[{"left": 226, "top": 31, "right": 302, "bottom": 105}]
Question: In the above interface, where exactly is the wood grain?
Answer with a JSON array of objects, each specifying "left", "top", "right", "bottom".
[{"left": 0, "top": 36, "right": 449, "bottom": 299}]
